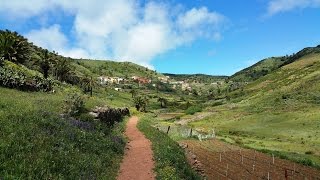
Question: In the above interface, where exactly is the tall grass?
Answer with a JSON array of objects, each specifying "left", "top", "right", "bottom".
[
  {"left": 0, "top": 87, "right": 126, "bottom": 179},
  {"left": 137, "top": 115, "right": 201, "bottom": 180}
]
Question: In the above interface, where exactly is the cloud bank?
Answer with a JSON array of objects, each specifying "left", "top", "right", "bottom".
[
  {"left": 0, "top": 0, "right": 227, "bottom": 68},
  {"left": 267, "top": 0, "right": 320, "bottom": 16}
]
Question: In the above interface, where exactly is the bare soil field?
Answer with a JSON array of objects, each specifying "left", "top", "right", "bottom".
[{"left": 180, "top": 139, "right": 320, "bottom": 180}]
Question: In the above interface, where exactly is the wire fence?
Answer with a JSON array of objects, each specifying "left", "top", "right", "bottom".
[{"left": 190, "top": 139, "right": 320, "bottom": 180}]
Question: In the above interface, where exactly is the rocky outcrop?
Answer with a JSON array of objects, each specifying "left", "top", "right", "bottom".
[{"left": 90, "top": 106, "right": 130, "bottom": 126}]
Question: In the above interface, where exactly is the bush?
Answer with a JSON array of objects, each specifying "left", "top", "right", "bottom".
[
  {"left": 97, "top": 107, "right": 129, "bottom": 127},
  {"left": 305, "top": 151, "right": 314, "bottom": 155},
  {"left": 185, "top": 105, "right": 202, "bottom": 115},
  {"left": 0, "top": 60, "right": 52, "bottom": 91},
  {"left": 78, "top": 113, "right": 95, "bottom": 122},
  {"left": 63, "top": 91, "right": 85, "bottom": 117}
]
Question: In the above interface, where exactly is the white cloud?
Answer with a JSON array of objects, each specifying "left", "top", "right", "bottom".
[
  {"left": 266, "top": 0, "right": 320, "bottom": 16},
  {"left": 0, "top": 0, "right": 51, "bottom": 18},
  {"left": 26, "top": 25, "right": 67, "bottom": 52},
  {"left": 0, "top": 0, "right": 228, "bottom": 67},
  {"left": 26, "top": 25, "right": 89, "bottom": 58}
]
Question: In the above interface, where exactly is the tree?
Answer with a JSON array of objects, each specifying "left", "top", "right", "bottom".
[
  {"left": 157, "top": 97, "right": 167, "bottom": 108},
  {"left": 39, "top": 50, "right": 51, "bottom": 79},
  {"left": 82, "top": 76, "right": 97, "bottom": 96},
  {"left": 133, "top": 96, "right": 148, "bottom": 112},
  {"left": 53, "top": 57, "right": 72, "bottom": 82},
  {"left": 0, "top": 30, "right": 30, "bottom": 64},
  {"left": 129, "top": 89, "right": 137, "bottom": 98}
]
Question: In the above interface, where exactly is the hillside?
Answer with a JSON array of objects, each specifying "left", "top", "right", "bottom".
[
  {"left": 229, "top": 45, "right": 320, "bottom": 82},
  {"left": 189, "top": 50, "right": 320, "bottom": 167},
  {"left": 0, "top": 30, "right": 198, "bottom": 178},
  {"left": 164, "top": 73, "right": 227, "bottom": 83},
  {"left": 74, "top": 59, "right": 164, "bottom": 80},
  {"left": 1, "top": 29, "right": 320, "bottom": 178}
]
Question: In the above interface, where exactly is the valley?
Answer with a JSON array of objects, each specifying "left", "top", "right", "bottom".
[{"left": 0, "top": 29, "right": 320, "bottom": 179}]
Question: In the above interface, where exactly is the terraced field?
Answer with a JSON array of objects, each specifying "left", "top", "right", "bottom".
[{"left": 181, "top": 139, "right": 320, "bottom": 180}]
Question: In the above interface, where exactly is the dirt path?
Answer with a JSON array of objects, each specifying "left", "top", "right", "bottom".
[{"left": 117, "top": 116, "right": 155, "bottom": 180}]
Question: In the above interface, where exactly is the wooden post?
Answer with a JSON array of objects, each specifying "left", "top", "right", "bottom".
[
  {"left": 272, "top": 154, "right": 275, "bottom": 164},
  {"left": 241, "top": 155, "right": 243, "bottom": 164},
  {"left": 285, "top": 169, "right": 288, "bottom": 180},
  {"left": 267, "top": 172, "right": 270, "bottom": 180},
  {"left": 220, "top": 153, "right": 222, "bottom": 162},
  {"left": 226, "top": 164, "right": 229, "bottom": 177},
  {"left": 166, "top": 126, "right": 171, "bottom": 134},
  {"left": 189, "top": 128, "right": 193, "bottom": 137},
  {"left": 253, "top": 164, "right": 255, "bottom": 172}
]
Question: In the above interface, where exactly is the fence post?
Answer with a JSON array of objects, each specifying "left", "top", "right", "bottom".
[
  {"left": 272, "top": 154, "right": 275, "bottom": 164},
  {"left": 267, "top": 172, "right": 270, "bottom": 180},
  {"left": 285, "top": 169, "right": 288, "bottom": 180},
  {"left": 220, "top": 153, "right": 222, "bottom": 162},
  {"left": 226, "top": 164, "right": 229, "bottom": 177},
  {"left": 166, "top": 126, "right": 171, "bottom": 134},
  {"left": 252, "top": 164, "right": 255, "bottom": 172},
  {"left": 189, "top": 128, "right": 193, "bottom": 137},
  {"left": 241, "top": 155, "right": 243, "bottom": 164}
]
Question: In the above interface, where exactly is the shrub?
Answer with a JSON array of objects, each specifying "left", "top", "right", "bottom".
[
  {"left": 212, "top": 100, "right": 223, "bottom": 106},
  {"left": 305, "top": 151, "right": 314, "bottom": 155},
  {"left": 78, "top": 113, "right": 95, "bottom": 122},
  {"left": 0, "top": 60, "right": 53, "bottom": 91},
  {"left": 97, "top": 108, "right": 129, "bottom": 127},
  {"left": 63, "top": 91, "right": 85, "bottom": 117},
  {"left": 185, "top": 105, "right": 202, "bottom": 115}
]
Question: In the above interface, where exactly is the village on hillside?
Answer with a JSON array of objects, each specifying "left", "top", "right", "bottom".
[{"left": 97, "top": 74, "right": 227, "bottom": 96}]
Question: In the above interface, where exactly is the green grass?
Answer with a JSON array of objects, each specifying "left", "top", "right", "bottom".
[
  {"left": 0, "top": 87, "right": 127, "bottom": 179},
  {"left": 189, "top": 53, "right": 320, "bottom": 169},
  {"left": 137, "top": 115, "right": 201, "bottom": 180},
  {"left": 185, "top": 105, "right": 202, "bottom": 115}
]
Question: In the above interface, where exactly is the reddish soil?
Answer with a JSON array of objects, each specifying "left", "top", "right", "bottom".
[
  {"left": 117, "top": 116, "right": 155, "bottom": 180},
  {"left": 180, "top": 139, "right": 320, "bottom": 180}
]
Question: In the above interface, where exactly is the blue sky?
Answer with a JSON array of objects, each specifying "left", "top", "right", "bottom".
[{"left": 1, "top": 0, "right": 320, "bottom": 75}]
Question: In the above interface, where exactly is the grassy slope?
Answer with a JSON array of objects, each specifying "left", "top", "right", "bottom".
[
  {"left": 229, "top": 57, "right": 285, "bottom": 82},
  {"left": 138, "top": 115, "right": 201, "bottom": 180},
  {"left": 190, "top": 52, "right": 320, "bottom": 167},
  {"left": 164, "top": 73, "right": 227, "bottom": 83},
  {"left": 74, "top": 59, "right": 164, "bottom": 79},
  {"left": 229, "top": 45, "right": 320, "bottom": 82},
  {"left": 0, "top": 87, "right": 128, "bottom": 178}
]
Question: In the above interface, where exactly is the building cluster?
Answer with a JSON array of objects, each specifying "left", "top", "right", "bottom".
[{"left": 98, "top": 75, "right": 193, "bottom": 91}]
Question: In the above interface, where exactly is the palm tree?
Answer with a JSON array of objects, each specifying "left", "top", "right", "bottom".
[
  {"left": 39, "top": 50, "right": 51, "bottom": 79},
  {"left": 129, "top": 89, "right": 137, "bottom": 98},
  {"left": 133, "top": 96, "right": 148, "bottom": 112},
  {"left": 157, "top": 97, "right": 167, "bottom": 108},
  {"left": 0, "top": 30, "right": 15, "bottom": 63},
  {"left": 82, "top": 76, "right": 97, "bottom": 96},
  {"left": 0, "top": 30, "right": 30, "bottom": 64},
  {"left": 53, "top": 57, "right": 72, "bottom": 82}
]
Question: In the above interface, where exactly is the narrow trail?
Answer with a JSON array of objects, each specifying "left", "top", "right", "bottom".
[{"left": 117, "top": 116, "right": 155, "bottom": 180}]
